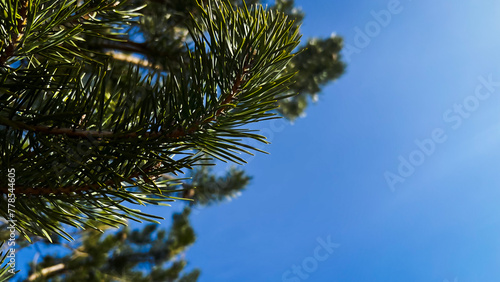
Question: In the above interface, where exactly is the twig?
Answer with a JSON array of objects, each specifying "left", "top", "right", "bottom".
[
  {"left": 27, "top": 263, "right": 65, "bottom": 281},
  {"left": 107, "top": 51, "right": 157, "bottom": 69}
]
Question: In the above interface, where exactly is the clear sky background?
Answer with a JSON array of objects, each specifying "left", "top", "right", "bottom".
[
  {"left": 183, "top": 0, "right": 500, "bottom": 281},
  {"left": 15, "top": 0, "right": 500, "bottom": 281}
]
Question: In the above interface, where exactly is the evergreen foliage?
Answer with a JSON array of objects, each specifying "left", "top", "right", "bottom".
[
  {"left": 0, "top": 0, "right": 301, "bottom": 241},
  {"left": 0, "top": 0, "right": 345, "bottom": 280}
]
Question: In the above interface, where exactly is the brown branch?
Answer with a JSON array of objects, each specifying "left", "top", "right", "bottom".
[
  {"left": 203, "top": 48, "right": 255, "bottom": 124},
  {"left": 0, "top": 0, "right": 28, "bottom": 66},
  {"left": 0, "top": 116, "right": 188, "bottom": 140},
  {"left": 107, "top": 51, "right": 157, "bottom": 69},
  {"left": 27, "top": 263, "right": 66, "bottom": 281},
  {"left": 1, "top": 50, "right": 256, "bottom": 196},
  {"left": 96, "top": 38, "right": 183, "bottom": 68},
  {"left": 26, "top": 246, "right": 90, "bottom": 281}
]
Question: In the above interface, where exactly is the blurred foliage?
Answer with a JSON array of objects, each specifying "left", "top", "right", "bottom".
[
  {"left": 88, "top": 0, "right": 345, "bottom": 119},
  {"left": 25, "top": 208, "right": 198, "bottom": 281}
]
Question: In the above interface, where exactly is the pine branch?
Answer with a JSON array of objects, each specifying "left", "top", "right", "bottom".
[
  {"left": 0, "top": 47, "right": 255, "bottom": 140},
  {"left": 202, "top": 48, "right": 256, "bottom": 123},
  {"left": 0, "top": 51, "right": 254, "bottom": 196},
  {"left": 0, "top": 0, "right": 302, "bottom": 240}
]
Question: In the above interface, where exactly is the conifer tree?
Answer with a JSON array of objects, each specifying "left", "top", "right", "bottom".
[
  {"left": 0, "top": 0, "right": 345, "bottom": 280},
  {"left": 23, "top": 207, "right": 200, "bottom": 281}
]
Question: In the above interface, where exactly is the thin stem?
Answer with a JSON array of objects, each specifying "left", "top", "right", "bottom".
[
  {"left": 107, "top": 51, "right": 157, "bottom": 69},
  {"left": 27, "top": 263, "right": 66, "bottom": 281}
]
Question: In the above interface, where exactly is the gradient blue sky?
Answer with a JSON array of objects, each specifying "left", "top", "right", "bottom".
[
  {"left": 183, "top": 0, "right": 500, "bottom": 281},
  {"left": 15, "top": 0, "right": 500, "bottom": 281}
]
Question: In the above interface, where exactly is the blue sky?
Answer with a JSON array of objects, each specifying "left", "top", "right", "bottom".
[
  {"left": 14, "top": 0, "right": 500, "bottom": 281},
  {"left": 183, "top": 0, "right": 500, "bottom": 281}
]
